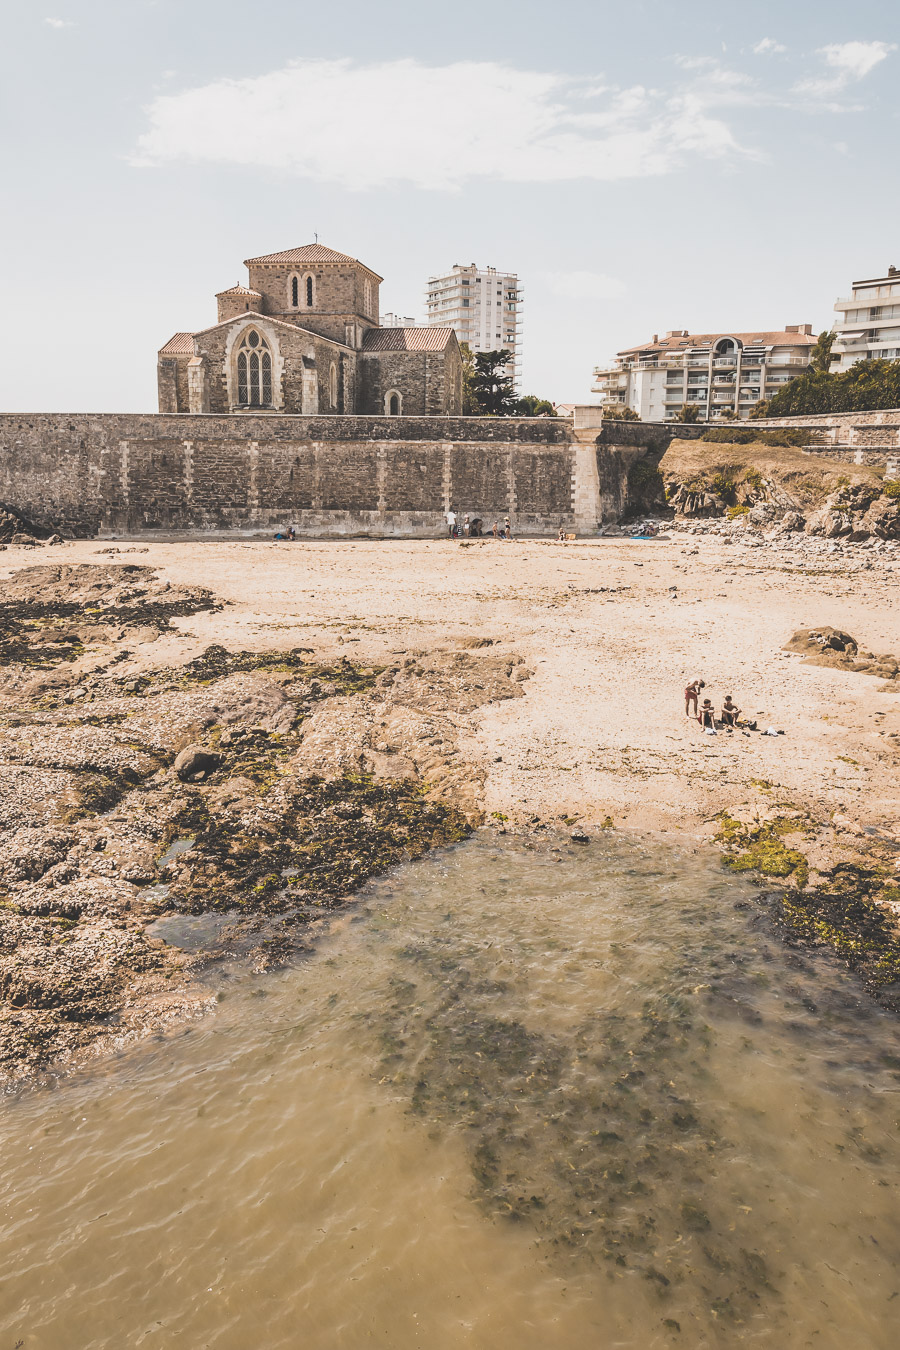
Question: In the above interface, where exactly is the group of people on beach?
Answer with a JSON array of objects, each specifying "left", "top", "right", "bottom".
[
  {"left": 446, "top": 511, "right": 512, "bottom": 540},
  {"left": 684, "top": 680, "right": 749, "bottom": 735}
]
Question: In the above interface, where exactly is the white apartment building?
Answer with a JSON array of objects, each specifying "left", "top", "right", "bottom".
[
  {"left": 592, "top": 326, "right": 817, "bottom": 421},
  {"left": 425, "top": 263, "right": 522, "bottom": 386},
  {"left": 831, "top": 266, "right": 900, "bottom": 369},
  {"left": 380, "top": 312, "right": 418, "bottom": 329}
]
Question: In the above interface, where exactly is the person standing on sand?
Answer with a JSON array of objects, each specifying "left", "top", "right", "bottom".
[
  {"left": 492, "top": 521, "right": 499, "bottom": 538},
  {"left": 685, "top": 679, "right": 705, "bottom": 717},
  {"left": 446, "top": 509, "right": 457, "bottom": 538},
  {"left": 504, "top": 516, "right": 512, "bottom": 539}
]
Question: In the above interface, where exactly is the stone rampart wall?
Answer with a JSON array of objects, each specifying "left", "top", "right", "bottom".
[
  {"left": 0, "top": 413, "right": 611, "bottom": 538},
  {"left": 750, "top": 408, "right": 900, "bottom": 453}
]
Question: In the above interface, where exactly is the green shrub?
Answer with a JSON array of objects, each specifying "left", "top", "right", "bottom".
[
  {"left": 698, "top": 427, "right": 823, "bottom": 448},
  {"left": 727, "top": 504, "right": 750, "bottom": 519},
  {"left": 700, "top": 428, "right": 756, "bottom": 444},
  {"left": 884, "top": 479, "right": 900, "bottom": 499}
]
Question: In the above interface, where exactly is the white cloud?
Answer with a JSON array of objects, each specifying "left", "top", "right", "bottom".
[
  {"left": 821, "top": 39, "right": 895, "bottom": 80},
  {"left": 131, "top": 58, "right": 751, "bottom": 190},
  {"left": 43, "top": 16, "right": 74, "bottom": 27},
  {"left": 753, "top": 38, "right": 786, "bottom": 56},
  {"left": 795, "top": 39, "right": 895, "bottom": 98},
  {"left": 539, "top": 270, "right": 626, "bottom": 301}
]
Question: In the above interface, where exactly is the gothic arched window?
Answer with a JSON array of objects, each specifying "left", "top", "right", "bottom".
[
  {"left": 306, "top": 275, "right": 314, "bottom": 306},
  {"left": 329, "top": 362, "right": 338, "bottom": 408},
  {"left": 385, "top": 389, "right": 402, "bottom": 416},
  {"left": 290, "top": 275, "right": 299, "bottom": 308},
  {"left": 235, "top": 329, "right": 273, "bottom": 407}
]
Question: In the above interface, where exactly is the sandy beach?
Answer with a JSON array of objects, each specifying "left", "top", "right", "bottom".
[{"left": 72, "top": 532, "right": 900, "bottom": 841}]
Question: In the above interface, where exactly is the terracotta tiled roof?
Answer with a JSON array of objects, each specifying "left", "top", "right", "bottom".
[
  {"left": 216, "top": 284, "right": 261, "bottom": 297},
  {"left": 362, "top": 327, "right": 455, "bottom": 353},
  {"left": 244, "top": 243, "right": 383, "bottom": 279},
  {"left": 618, "top": 329, "right": 818, "bottom": 356},
  {"left": 158, "top": 332, "right": 194, "bottom": 355}
]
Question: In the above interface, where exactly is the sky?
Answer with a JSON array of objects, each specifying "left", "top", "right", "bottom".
[{"left": 2, "top": 0, "right": 899, "bottom": 410}]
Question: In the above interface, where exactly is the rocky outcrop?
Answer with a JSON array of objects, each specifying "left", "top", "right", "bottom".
[
  {"left": 0, "top": 567, "right": 529, "bottom": 1083},
  {"left": 784, "top": 628, "right": 899, "bottom": 682},
  {"left": 658, "top": 439, "right": 900, "bottom": 542},
  {"left": 804, "top": 485, "right": 900, "bottom": 542}
]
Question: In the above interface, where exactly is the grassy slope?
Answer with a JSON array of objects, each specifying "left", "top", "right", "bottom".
[{"left": 658, "top": 441, "right": 884, "bottom": 508}]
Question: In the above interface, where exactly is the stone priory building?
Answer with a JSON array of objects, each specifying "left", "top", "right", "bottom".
[{"left": 157, "top": 243, "right": 463, "bottom": 418}]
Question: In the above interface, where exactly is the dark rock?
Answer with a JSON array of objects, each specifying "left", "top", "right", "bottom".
[{"left": 173, "top": 744, "right": 222, "bottom": 782}]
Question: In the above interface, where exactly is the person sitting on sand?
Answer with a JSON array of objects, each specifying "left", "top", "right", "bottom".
[
  {"left": 721, "top": 695, "right": 741, "bottom": 729},
  {"left": 557, "top": 524, "right": 566, "bottom": 542},
  {"left": 698, "top": 698, "right": 716, "bottom": 732},
  {"left": 684, "top": 679, "right": 705, "bottom": 717}
]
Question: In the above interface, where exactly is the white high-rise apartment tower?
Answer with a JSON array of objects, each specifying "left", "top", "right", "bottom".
[{"left": 425, "top": 263, "right": 522, "bottom": 387}]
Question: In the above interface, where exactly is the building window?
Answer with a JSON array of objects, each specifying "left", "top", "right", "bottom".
[
  {"left": 304, "top": 274, "right": 315, "bottom": 307},
  {"left": 385, "top": 389, "right": 402, "bottom": 416},
  {"left": 364, "top": 279, "right": 372, "bottom": 315},
  {"left": 235, "top": 329, "right": 273, "bottom": 407},
  {"left": 329, "top": 362, "right": 338, "bottom": 408},
  {"left": 290, "top": 275, "right": 299, "bottom": 308}
]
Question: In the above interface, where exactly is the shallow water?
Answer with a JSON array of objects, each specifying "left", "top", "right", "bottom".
[{"left": 2, "top": 834, "right": 899, "bottom": 1349}]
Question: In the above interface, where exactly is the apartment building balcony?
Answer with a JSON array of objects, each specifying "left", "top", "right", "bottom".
[{"left": 831, "top": 294, "right": 896, "bottom": 310}]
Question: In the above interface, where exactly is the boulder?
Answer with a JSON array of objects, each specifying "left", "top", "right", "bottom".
[
  {"left": 784, "top": 627, "right": 858, "bottom": 657},
  {"left": 862, "top": 498, "right": 900, "bottom": 541},
  {"left": 173, "top": 744, "right": 222, "bottom": 782}
]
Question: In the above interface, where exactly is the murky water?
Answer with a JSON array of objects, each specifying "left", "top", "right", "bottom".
[{"left": 2, "top": 834, "right": 899, "bottom": 1349}]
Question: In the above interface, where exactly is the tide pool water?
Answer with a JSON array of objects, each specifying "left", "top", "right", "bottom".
[{"left": 2, "top": 834, "right": 898, "bottom": 1349}]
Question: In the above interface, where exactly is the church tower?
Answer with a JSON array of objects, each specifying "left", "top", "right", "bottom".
[{"left": 243, "top": 243, "right": 382, "bottom": 349}]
